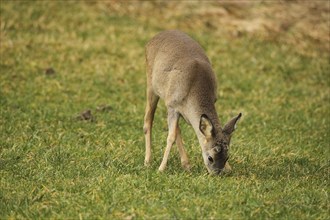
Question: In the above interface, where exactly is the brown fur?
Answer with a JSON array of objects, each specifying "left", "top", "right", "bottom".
[{"left": 143, "top": 30, "right": 241, "bottom": 174}]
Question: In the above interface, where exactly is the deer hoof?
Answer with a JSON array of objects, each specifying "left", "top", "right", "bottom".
[{"left": 182, "top": 161, "right": 191, "bottom": 171}]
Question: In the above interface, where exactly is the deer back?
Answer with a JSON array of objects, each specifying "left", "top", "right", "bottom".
[{"left": 146, "top": 30, "right": 218, "bottom": 114}]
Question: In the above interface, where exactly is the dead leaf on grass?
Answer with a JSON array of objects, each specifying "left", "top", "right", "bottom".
[
  {"left": 76, "top": 109, "right": 95, "bottom": 122},
  {"left": 45, "top": 67, "right": 56, "bottom": 76}
]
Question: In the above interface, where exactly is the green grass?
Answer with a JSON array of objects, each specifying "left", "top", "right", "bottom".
[{"left": 0, "top": 2, "right": 329, "bottom": 219}]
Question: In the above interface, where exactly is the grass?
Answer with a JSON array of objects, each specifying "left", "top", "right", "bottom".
[{"left": 0, "top": 1, "right": 329, "bottom": 219}]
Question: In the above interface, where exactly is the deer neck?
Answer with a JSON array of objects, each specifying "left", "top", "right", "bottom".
[{"left": 181, "top": 102, "right": 222, "bottom": 147}]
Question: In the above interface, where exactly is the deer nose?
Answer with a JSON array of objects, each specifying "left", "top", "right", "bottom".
[{"left": 212, "top": 169, "right": 223, "bottom": 175}]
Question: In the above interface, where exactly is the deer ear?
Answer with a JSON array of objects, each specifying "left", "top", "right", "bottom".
[
  {"left": 199, "top": 114, "right": 214, "bottom": 139},
  {"left": 223, "top": 113, "right": 242, "bottom": 135}
]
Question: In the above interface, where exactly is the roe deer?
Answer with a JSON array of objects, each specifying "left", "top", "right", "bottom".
[{"left": 143, "top": 30, "right": 242, "bottom": 175}]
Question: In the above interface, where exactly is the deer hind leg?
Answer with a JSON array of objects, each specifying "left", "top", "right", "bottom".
[
  {"left": 143, "top": 88, "right": 159, "bottom": 166},
  {"left": 175, "top": 124, "right": 191, "bottom": 171},
  {"left": 159, "top": 108, "right": 180, "bottom": 172}
]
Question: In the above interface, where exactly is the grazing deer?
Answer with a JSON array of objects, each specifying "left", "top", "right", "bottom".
[{"left": 143, "top": 30, "right": 242, "bottom": 175}]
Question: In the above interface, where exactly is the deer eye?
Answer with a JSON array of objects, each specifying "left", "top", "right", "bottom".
[{"left": 208, "top": 156, "right": 214, "bottom": 163}]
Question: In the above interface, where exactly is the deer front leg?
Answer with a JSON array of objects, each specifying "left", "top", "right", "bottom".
[
  {"left": 159, "top": 108, "right": 179, "bottom": 172},
  {"left": 176, "top": 125, "right": 191, "bottom": 171}
]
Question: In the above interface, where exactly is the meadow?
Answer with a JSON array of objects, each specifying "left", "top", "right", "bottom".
[{"left": 0, "top": 1, "right": 329, "bottom": 219}]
